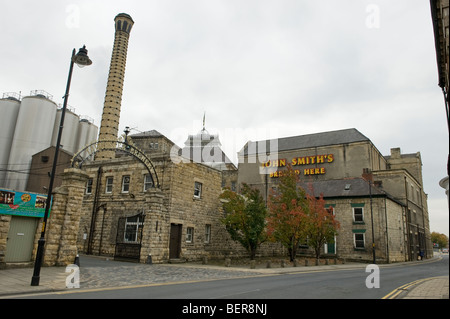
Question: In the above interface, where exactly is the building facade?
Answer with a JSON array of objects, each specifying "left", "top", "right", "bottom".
[
  {"left": 76, "top": 130, "right": 282, "bottom": 263},
  {"left": 237, "top": 128, "right": 433, "bottom": 262}
]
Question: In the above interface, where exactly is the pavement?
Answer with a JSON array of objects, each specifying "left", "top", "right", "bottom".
[{"left": 0, "top": 254, "right": 448, "bottom": 299}]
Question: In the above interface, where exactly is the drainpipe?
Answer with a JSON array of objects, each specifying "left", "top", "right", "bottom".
[
  {"left": 384, "top": 197, "right": 389, "bottom": 263},
  {"left": 88, "top": 166, "right": 102, "bottom": 254},
  {"left": 404, "top": 176, "right": 412, "bottom": 261}
]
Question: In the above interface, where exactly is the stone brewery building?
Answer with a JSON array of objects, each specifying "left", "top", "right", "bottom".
[
  {"left": 0, "top": 12, "right": 434, "bottom": 269},
  {"left": 238, "top": 129, "right": 432, "bottom": 262}
]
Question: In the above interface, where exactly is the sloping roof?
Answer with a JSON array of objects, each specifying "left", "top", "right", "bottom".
[
  {"left": 240, "top": 128, "right": 370, "bottom": 156},
  {"left": 300, "top": 178, "right": 385, "bottom": 198},
  {"left": 130, "top": 130, "right": 164, "bottom": 138}
]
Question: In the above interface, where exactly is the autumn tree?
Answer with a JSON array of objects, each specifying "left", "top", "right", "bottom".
[
  {"left": 267, "top": 165, "right": 308, "bottom": 261},
  {"left": 304, "top": 192, "right": 340, "bottom": 260},
  {"left": 219, "top": 183, "right": 267, "bottom": 260},
  {"left": 431, "top": 232, "right": 449, "bottom": 250}
]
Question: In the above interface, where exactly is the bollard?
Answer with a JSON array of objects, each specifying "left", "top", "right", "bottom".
[
  {"left": 74, "top": 254, "right": 80, "bottom": 267},
  {"left": 305, "top": 259, "right": 309, "bottom": 266},
  {"left": 202, "top": 256, "right": 208, "bottom": 265},
  {"left": 266, "top": 261, "right": 272, "bottom": 268}
]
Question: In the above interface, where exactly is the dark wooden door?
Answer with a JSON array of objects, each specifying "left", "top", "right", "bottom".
[{"left": 169, "top": 224, "right": 182, "bottom": 259}]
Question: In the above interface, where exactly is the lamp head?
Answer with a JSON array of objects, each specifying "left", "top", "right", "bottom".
[{"left": 73, "top": 45, "right": 92, "bottom": 68}]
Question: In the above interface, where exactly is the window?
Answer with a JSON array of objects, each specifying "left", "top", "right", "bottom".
[
  {"left": 124, "top": 215, "right": 144, "bottom": 243},
  {"left": 205, "top": 224, "right": 211, "bottom": 243},
  {"left": 194, "top": 182, "right": 202, "bottom": 198},
  {"left": 86, "top": 178, "right": 93, "bottom": 194},
  {"left": 186, "top": 227, "right": 194, "bottom": 243},
  {"left": 353, "top": 207, "right": 364, "bottom": 223},
  {"left": 144, "top": 174, "right": 154, "bottom": 191},
  {"left": 122, "top": 175, "right": 130, "bottom": 193},
  {"left": 354, "top": 233, "right": 365, "bottom": 249},
  {"left": 105, "top": 177, "right": 113, "bottom": 193}
]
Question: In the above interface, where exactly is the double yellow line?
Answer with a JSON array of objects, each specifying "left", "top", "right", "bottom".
[{"left": 382, "top": 277, "right": 439, "bottom": 299}]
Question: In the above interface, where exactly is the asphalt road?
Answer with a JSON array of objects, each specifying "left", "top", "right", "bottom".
[{"left": 23, "top": 255, "right": 448, "bottom": 300}]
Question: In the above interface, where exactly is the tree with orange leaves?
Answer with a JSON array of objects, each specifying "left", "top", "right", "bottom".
[
  {"left": 267, "top": 165, "right": 308, "bottom": 261},
  {"left": 304, "top": 191, "right": 340, "bottom": 261}
]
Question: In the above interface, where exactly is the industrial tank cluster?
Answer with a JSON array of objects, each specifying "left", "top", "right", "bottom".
[{"left": 0, "top": 90, "right": 98, "bottom": 191}]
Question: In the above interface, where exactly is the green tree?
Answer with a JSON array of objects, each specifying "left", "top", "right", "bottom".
[
  {"left": 267, "top": 165, "right": 308, "bottom": 261},
  {"left": 219, "top": 183, "right": 267, "bottom": 260},
  {"left": 431, "top": 232, "right": 449, "bottom": 249}
]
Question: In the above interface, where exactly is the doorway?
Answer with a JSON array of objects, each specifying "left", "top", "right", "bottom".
[
  {"left": 5, "top": 216, "right": 38, "bottom": 263},
  {"left": 169, "top": 224, "right": 182, "bottom": 259}
]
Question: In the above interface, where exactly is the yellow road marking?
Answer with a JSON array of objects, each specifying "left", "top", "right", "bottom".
[{"left": 382, "top": 277, "right": 441, "bottom": 299}]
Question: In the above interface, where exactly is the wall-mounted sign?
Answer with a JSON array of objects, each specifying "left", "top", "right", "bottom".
[
  {"left": 261, "top": 154, "right": 334, "bottom": 178},
  {"left": 0, "top": 189, "right": 50, "bottom": 218}
]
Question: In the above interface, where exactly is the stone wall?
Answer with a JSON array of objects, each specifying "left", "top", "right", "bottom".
[
  {"left": 42, "top": 168, "right": 89, "bottom": 266},
  {"left": 0, "top": 214, "right": 12, "bottom": 268},
  {"left": 77, "top": 156, "right": 286, "bottom": 264},
  {"left": 328, "top": 196, "right": 407, "bottom": 263}
]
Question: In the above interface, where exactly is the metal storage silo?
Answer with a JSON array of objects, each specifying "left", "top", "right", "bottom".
[
  {"left": 51, "top": 107, "right": 80, "bottom": 154},
  {"left": 5, "top": 92, "right": 57, "bottom": 191},
  {"left": 0, "top": 93, "right": 21, "bottom": 187},
  {"left": 75, "top": 117, "right": 98, "bottom": 159}
]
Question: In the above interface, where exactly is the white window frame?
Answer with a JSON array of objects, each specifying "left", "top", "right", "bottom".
[
  {"left": 143, "top": 174, "right": 153, "bottom": 191},
  {"left": 186, "top": 227, "right": 194, "bottom": 243},
  {"left": 121, "top": 175, "right": 130, "bottom": 193},
  {"left": 205, "top": 224, "right": 211, "bottom": 243},
  {"left": 86, "top": 178, "right": 93, "bottom": 194},
  {"left": 124, "top": 215, "right": 144, "bottom": 243},
  {"left": 194, "top": 181, "right": 202, "bottom": 199},
  {"left": 105, "top": 177, "right": 114, "bottom": 193}
]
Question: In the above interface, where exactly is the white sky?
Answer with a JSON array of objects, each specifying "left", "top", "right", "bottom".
[{"left": 1, "top": 0, "right": 448, "bottom": 236}]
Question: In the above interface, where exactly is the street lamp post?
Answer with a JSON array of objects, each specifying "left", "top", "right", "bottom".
[{"left": 31, "top": 46, "right": 92, "bottom": 286}]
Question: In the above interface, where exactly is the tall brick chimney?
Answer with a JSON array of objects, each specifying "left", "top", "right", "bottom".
[{"left": 96, "top": 13, "right": 134, "bottom": 160}]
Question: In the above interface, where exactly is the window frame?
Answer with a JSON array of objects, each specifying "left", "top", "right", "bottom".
[
  {"left": 105, "top": 176, "right": 114, "bottom": 193},
  {"left": 204, "top": 224, "right": 211, "bottom": 244},
  {"left": 194, "top": 181, "right": 202, "bottom": 199},
  {"left": 121, "top": 175, "right": 130, "bottom": 193},
  {"left": 86, "top": 178, "right": 93, "bottom": 194},
  {"left": 186, "top": 227, "right": 194, "bottom": 243},
  {"left": 143, "top": 174, "right": 154, "bottom": 191},
  {"left": 353, "top": 233, "right": 365, "bottom": 249},
  {"left": 353, "top": 207, "right": 364, "bottom": 224},
  {"left": 124, "top": 215, "right": 144, "bottom": 243}
]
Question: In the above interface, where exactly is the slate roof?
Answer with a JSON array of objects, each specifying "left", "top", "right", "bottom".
[
  {"left": 300, "top": 178, "right": 386, "bottom": 198},
  {"left": 130, "top": 130, "right": 164, "bottom": 138},
  {"left": 240, "top": 128, "right": 370, "bottom": 156}
]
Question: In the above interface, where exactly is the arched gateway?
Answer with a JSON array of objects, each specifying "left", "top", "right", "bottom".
[{"left": 71, "top": 140, "right": 160, "bottom": 188}]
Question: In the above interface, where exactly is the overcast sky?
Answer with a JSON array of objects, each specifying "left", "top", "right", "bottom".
[{"left": 1, "top": 0, "right": 448, "bottom": 236}]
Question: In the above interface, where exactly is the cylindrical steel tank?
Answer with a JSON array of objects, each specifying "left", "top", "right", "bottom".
[
  {"left": 75, "top": 118, "right": 99, "bottom": 158},
  {"left": 5, "top": 94, "right": 57, "bottom": 190},
  {"left": 0, "top": 95, "right": 21, "bottom": 187},
  {"left": 51, "top": 108, "right": 80, "bottom": 154}
]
